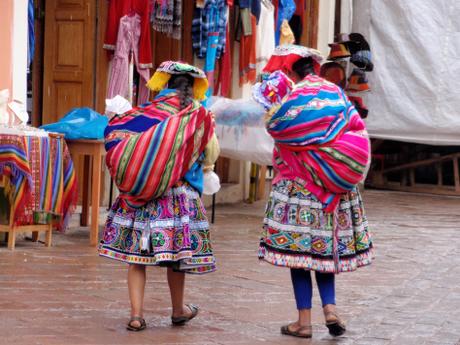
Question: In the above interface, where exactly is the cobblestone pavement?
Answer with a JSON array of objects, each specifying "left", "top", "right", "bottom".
[{"left": 0, "top": 190, "right": 459, "bottom": 345}]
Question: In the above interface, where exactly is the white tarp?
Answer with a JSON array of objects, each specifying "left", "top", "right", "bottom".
[{"left": 352, "top": 0, "right": 460, "bottom": 145}]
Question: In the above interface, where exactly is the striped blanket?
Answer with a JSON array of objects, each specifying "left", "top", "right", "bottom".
[
  {"left": 105, "top": 91, "right": 215, "bottom": 209},
  {"left": 267, "top": 74, "right": 370, "bottom": 212},
  {"left": 0, "top": 134, "right": 77, "bottom": 229}
]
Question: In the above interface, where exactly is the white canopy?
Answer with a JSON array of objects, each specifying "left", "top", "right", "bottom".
[{"left": 352, "top": 0, "right": 460, "bottom": 145}]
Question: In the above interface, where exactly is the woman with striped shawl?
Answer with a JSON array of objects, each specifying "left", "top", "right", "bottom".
[
  {"left": 99, "top": 61, "right": 219, "bottom": 331},
  {"left": 256, "top": 46, "right": 373, "bottom": 339}
]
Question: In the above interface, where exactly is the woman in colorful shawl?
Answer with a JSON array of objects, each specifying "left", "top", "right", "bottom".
[
  {"left": 256, "top": 45, "right": 373, "bottom": 339},
  {"left": 99, "top": 61, "right": 220, "bottom": 332}
]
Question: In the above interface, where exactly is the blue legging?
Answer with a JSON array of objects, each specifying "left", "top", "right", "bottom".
[{"left": 290, "top": 268, "right": 336, "bottom": 310}]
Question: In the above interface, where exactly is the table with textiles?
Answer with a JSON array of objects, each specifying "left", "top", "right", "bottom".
[{"left": 0, "top": 132, "right": 77, "bottom": 249}]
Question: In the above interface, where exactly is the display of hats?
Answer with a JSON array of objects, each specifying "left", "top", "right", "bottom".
[
  {"left": 348, "top": 33, "right": 373, "bottom": 71},
  {"left": 346, "top": 68, "right": 370, "bottom": 92},
  {"left": 320, "top": 62, "right": 346, "bottom": 89},
  {"left": 327, "top": 43, "right": 351, "bottom": 60},
  {"left": 348, "top": 95, "right": 369, "bottom": 119},
  {"left": 252, "top": 70, "right": 295, "bottom": 110}
]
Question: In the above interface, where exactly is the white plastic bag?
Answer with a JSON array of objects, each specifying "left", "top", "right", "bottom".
[
  {"left": 203, "top": 171, "right": 221, "bottom": 195},
  {"left": 105, "top": 95, "right": 132, "bottom": 117}
]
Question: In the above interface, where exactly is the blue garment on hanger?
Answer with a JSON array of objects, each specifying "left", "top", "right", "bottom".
[
  {"left": 27, "top": 0, "right": 35, "bottom": 72},
  {"left": 275, "top": 0, "right": 296, "bottom": 45}
]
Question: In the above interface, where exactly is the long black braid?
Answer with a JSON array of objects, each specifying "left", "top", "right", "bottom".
[
  {"left": 168, "top": 74, "right": 194, "bottom": 109},
  {"left": 291, "top": 57, "right": 316, "bottom": 80}
]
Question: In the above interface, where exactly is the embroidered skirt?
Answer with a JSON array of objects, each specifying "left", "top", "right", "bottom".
[
  {"left": 99, "top": 182, "right": 215, "bottom": 274},
  {"left": 259, "top": 179, "right": 373, "bottom": 273}
]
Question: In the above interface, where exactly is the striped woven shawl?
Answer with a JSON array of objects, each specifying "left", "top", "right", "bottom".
[
  {"left": 105, "top": 92, "right": 215, "bottom": 209},
  {"left": 267, "top": 74, "right": 370, "bottom": 212}
]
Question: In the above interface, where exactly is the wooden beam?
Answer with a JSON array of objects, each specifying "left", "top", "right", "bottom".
[{"left": 383, "top": 153, "right": 460, "bottom": 174}]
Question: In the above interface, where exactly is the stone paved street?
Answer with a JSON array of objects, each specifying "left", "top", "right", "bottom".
[{"left": 0, "top": 190, "right": 459, "bottom": 345}]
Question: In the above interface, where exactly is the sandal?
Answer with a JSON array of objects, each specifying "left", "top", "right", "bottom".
[
  {"left": 171, "top": 304, "right": 199, "bottom": 326},
  {"left": 281, "top": 323, "right": 312, "bottom": 338},
  {"left": 126, "top": 316, "right": 146, "bottom": 332},
  {"left": 325, "top": 312, "right": 346, "bottom": 336}
]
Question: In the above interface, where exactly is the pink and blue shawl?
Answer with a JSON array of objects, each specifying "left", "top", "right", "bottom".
[{"left": 267, "top": 74, "right": 370, "bottom": 212}]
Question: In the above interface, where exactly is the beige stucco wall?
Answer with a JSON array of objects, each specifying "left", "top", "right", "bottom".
[{"left": 0, "top": 1, "right": 13, "bottom": 92}]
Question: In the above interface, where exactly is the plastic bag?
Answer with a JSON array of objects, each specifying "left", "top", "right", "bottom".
[
  {"left": 40, "top": 107, "right": 108, "bottom": 139},
  {"left": 105, "top": 95, "right": 132, "bottom": 117},
  {"left": 208, "top": 96, "right": 266, "bottom": 127},
  {"left": 203, "top": 171, "right": 221, "bottom": 195}
]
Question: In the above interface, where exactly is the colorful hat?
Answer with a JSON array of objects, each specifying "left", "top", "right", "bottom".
[
  {"left": 348, "top": 33, "right": 373, "bottom": 71},
  {"left": 263, "top": 45, "right": 324, "bottom": 76},
  {"left": 346, "top": 68, "right": 370, "bottom": 92},
  {"left": 348, "top": 95, "right": 369, "bottom": 119},
  {"left": 252, "top": 71, "right": 295, "bottom": 110},
  {"left": 327, "top": 43, "right": 351, "bottom": 60},
  {"left": 320, "top": 62, "right": 347, "bottom": 89},
  {"left": 146, "top": 61, "right": 209, "bottom": 100}
]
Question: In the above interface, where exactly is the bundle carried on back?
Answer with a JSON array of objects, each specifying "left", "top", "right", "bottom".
[
  {"left": 267, "top": 74, "right": 370, "bottom": 212},
  {"left": 105, "top": 91, "right": 215, "bottom": 209}
]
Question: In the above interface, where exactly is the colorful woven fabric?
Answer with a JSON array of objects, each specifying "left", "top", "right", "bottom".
[
  {"left": 252, "top": 71, "right": 294, "bottom": 110},
  {"left": 259, "top": 179, "right": 373, "bottom": 273},
  {"left": 105, "top": 91, "right": 215, "bottom": 209},
  {"left": 267, "top": 74, "right": 370, "bottom": 212},
  {"left": 0, "top": 134, "right": 77, "bottom": 229},
  {"left": 99, "top": 182, "right": 215, "bottom": 273},
  {"left": 0, "top": 135, "right": 32, "bottom": 223},
  {"left": 151, "top": 0, "right": 182, "bottom": 39}
]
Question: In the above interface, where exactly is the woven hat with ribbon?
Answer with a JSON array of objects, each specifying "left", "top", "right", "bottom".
[{"left": 146, "top": 61, "right": 209, "bottom": 100}]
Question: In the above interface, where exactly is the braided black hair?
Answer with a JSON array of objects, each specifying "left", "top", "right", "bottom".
[
  {"left": 291, "top": 57, "right": 315, "bottom": 80},
  {"left": 168, "top": 74, "right": 194, "bottom": 109}
]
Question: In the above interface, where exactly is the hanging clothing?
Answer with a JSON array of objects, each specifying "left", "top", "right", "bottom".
[
  {"left": 239, "top": 0, "right": 261, "bottom": 23},
  {"left": 214, "top": 23, "right": 232, "bottom": 97},
  {"left": 104, "top": 0, "right": 152, "bottom": 68},
  {"left": 255, "top": 1, "right": 275, "bottom": 76},
  {"left": 27, "top": 0, "right": 35, "bottom": 72},
  {"left": 275, "top": 0, "right": 296, "bottom": 45},
  {"left": 151, "top": 0, "right": 182, "bottom": 39},
  {"left": 294, "top": 0, "right": 305, "bottom": 16},
  {"left": 239, "top": 14, "right": 257, "bottom": 85},
  {"left": 192, "top": 0, "right": 228, "bottom": 59},
  {"left": 289, "top": 15, "right": 303, "bottom": 44},
  {"left": 106, "top": 14, "right": 150, "bottom": 105}
]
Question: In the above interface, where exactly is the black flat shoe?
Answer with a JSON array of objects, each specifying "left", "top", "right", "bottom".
[
  {"left": 171, "top": 304, "right": 199, "bottom": 326},
  {"left": 325, "top": 312, "right": 346, "bottom": 336},
  {"left": 127, "top": 316, "right": 146, "bottom": 332}
]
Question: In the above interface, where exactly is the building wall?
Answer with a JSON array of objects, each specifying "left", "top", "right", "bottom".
[
  {"left": 318, "top": 0, "right": 336, "bottom": 57},
  {"left": 0, "top": 1, "right": 13, "bottom": 92},
  {"left": 12, "top": 0, "right": 28, "bottom": 105}
]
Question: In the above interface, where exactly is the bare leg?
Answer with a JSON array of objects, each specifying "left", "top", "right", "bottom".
[
  {"left": 298, "top": 308, "right": 312, "bottom": 326},
  {"left": 128, "top": 264, "right": 146, "bottom": 327},
  {"left": 323, "top": 303, "right": 337, "bottom": 318},
  {"left": 167, "top": 267, "right": 192, "bottom": 318}
]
